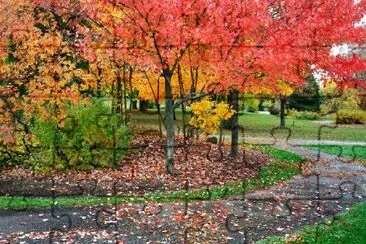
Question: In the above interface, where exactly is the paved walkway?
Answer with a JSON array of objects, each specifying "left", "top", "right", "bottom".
[
  {"left": 211, "top": 135, "right": 366, "bottom": 146},
  {"left": 0, "top": 143, "right": 365, "bottom": 243}
]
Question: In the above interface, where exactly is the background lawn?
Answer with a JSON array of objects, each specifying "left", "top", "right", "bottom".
[
  {"left": 129, "top": 110, "right": 366, "bottom": 142},
  {"left": 239, "top": 113, "right": 366, "bottom": 142},
  {"left": 305, "top": 145, "right": 366, "bottom": 160}
]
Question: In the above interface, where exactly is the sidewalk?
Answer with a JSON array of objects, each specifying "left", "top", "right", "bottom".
[
  {"left": 212, "top": 135, "right": 366, "bottom": 146},
  {"left": 0, "top": 144, "right": 365, "bottom": 242}
]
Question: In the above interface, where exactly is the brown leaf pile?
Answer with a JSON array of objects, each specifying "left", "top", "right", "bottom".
[{"left": 0, "top": 136, "right": 271, "bottom": 195}]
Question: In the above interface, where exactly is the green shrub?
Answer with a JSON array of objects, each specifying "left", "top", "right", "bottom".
[
  {"left": 287, "top": 109, "right": 300, "bottom": 117},
  {"left": 320, "top": 82, "right": 360, "bottom": 115},
  {"left": 269, "top": 105, "right": 280, "bottom": 115},
  {"left": 263, "top": 100, "right": 275, "bottom": 111},
  {"left": 30, "top": 100, "right": 131, "bottom": 171},
  {"left": 337, "top": 109, "right": 366, "bottom": 124},
  {"left": 288, "top": 109, "right": 320, "bottom": 120},
  {"left": 245, "top": 98, "right": 260, "bottom": 113}
]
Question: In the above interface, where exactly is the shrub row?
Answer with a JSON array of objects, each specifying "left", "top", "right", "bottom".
[
  {"left": 269, "top": 105, "right": 280, "bottom": 115},
  {"left": 288, "top": 109, "right": 320, "bottom": 120},
  {"left": 337, "top": 109, "right": 366, "bottom": 124},
  {"left": 1, "top": 99, "right": 131, "bottom": 172}
]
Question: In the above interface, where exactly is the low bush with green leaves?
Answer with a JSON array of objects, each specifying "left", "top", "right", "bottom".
[
  {"left": 269, "top": 105, "right": 280, "bottom": 115},
  {"left": 30, "top": 100, "right": 131, "bottom": 171},
  {"left": 288, "top": 109, "right": 320, "bottom": 120},
  {"left": 245, "top": 98, "right": 260, "bottom": 112},
  {"left": 320, "top": 83, "right": 361, "bottom": 115},
  {"left": 337, "top": 109, "right": 366, "bottom": 124}
]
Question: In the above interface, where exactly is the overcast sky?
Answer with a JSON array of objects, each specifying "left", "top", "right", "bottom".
[{"left": 314, "top": 14, "right": 365, "bottom": 85}]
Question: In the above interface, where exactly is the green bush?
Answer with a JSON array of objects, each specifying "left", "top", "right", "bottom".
[
  {"left": 337, "top": 109, "right": 366, "bottom": 124},
  {"left": 320, "top": 83, "right": 360, "bottom": 115},
  {"left": 245, "top": 98, "right": 260, "bottom": 113},
  {"left": 269, "top": 105, "right": 280, "bottom": 115},
  {"left": 30, "top": 100, "right": 131, "bottom": 171},
  {"left": 288, "top": 109, "right": 320, "bottom": 120},
  {"left": 287, "top": 109, "right": 299, "bottom": 117},
  {"left": 263, "top": 100, "right": 275, "bottom": 111}
]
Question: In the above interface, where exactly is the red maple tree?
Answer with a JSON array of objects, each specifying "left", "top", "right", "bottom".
[{"left": 34, "top": 0, "right": 365, "bottom": 160}]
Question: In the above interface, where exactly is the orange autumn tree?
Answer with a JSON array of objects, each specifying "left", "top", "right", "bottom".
[
  {"left": 36, "top": 0, "right": 366, "bottom": 162},
  {"left": 0, "top": 0, "right": 105, "bottom": 166},
  {"left": 1, "top": 2, "right": 85, "bottom": 120},
  {"left": 76, "top": 6, "right": 138, "bottom": 121},
  {"left": 53, "top": 0, "right": 220, "bottom": 175},
  {"left": 209, "top": 0, "right": 365, "bottom": 156}
]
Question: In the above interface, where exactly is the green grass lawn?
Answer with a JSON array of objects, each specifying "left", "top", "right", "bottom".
[
  {"left": 129, "top": 110, "right": 366, "bottom": 142},
  {"left": 239, "top": 112, "right": 366, "bottom": 142},
  {"left": 258, "top": 201, "right": 366, "bottom": 244},
  {"left": 0, "top": 145, "right": 305, "bottom": 210},
  {"left": 305, "top": 145, "right": 366, "bottom": 160}
]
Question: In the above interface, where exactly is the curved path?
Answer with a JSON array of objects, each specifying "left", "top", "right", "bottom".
[{"left": 0, "top": 143, "right": 365, "bottom": 243}]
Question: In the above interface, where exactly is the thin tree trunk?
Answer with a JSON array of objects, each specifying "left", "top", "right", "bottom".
[
  {"left": 156, "top": 75, "right": 163, "bottom": 137},
  {"left": 157, "top": 76, "right": 165, "bottom": 134},
  {"left": 177, "top": 64, "right": 186, "bottom": 138},
  {"left": 190, "top": 66, "right": 198, "bottom": 94},
  {"left": 280, "top": 96, "right": 286, "bottom": 127},
  {"left": 219, "top": 121, "right": 223, "bottom": 144},
  {"left": 228, "top": 90, "right": 240, "bottom": 157},
  {"left": 127, "top": 66, "right": 134, "bottom": 123},
  {"left": 116, "top": 69, "right": 123, "bottom": 114},
  {"left": 157, "top": 103, "right": 163, "bottom": 136},
  {"left": 123, "top": 64, "right": 128, "bottom": 124},
  {"left": 139, "top": 100, "right": 148, "bottom": 112},
  {"left": 111, "top": 75, "right": 116, "bottom": 113},
  {"left": 181, "top": 103, "right": 187, "bottom": 138},
  {"left": 96, "top": 63, "right": 102, "bottom": 97},
  {"left": 164, "top": 69, "right": 175, "bottom": 175},
  {"left": 172, "top": 101, "right": 177, "bottom": 121}
]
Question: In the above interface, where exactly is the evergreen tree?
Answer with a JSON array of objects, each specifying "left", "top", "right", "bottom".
[{"left": 288, "top": 76, "right": 321, "bottom": 111}]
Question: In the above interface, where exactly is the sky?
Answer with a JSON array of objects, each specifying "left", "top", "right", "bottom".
[{"left": 314, "top": 14, "right": 366, "bottom": 86}]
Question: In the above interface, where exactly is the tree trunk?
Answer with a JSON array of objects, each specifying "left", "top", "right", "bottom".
[
  {"left": 228, "top": 90, "right": 240, "bottom": 157},
  {"left": 139, "top": 100, "right": 148, "bottom": 112},
  {"left": 164, "top": 69, "right": 175, "bottom": 175},
  {"left": 128, "top": 66, "right": 134, "bottom": 112},
  {"left": 116, "top": 71, "right": 123, "bottom": 114},
  {"left": 123, "top": 64, "right": 128, "bottom": 124},
  {"left": 157, "top": 103, "right": 163, "bottom": 137},
  {"left": 258, "top": 99, "right": 264, "bottom": 111},
  {"left": 96, "top": 64, "right": 102, "bottom": 97},
  {"left": 219, "top": 121, "right": 223, "bottom": 144},
  {"left": 280, "top": 96, "right": 286, "bottom": 127},
  {"left": 181, "top": 103, "right": 187, "bottom": 139},
  {"left": 156, "top": 75, "right": 165, "bottom": 135},
  {"left": 111, "top": 77, "right": 116, "bottom": 113},
  {"left": 172, "top": 101, "right": 177, "bottom": 120}
]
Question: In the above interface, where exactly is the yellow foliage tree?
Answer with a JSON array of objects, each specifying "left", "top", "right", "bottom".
[
  {"left": 189, "top": 99, "right": 235, "bottom": 135},
  {"left": 320, "top": 80, "right": 360, "bottom": 114}
]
